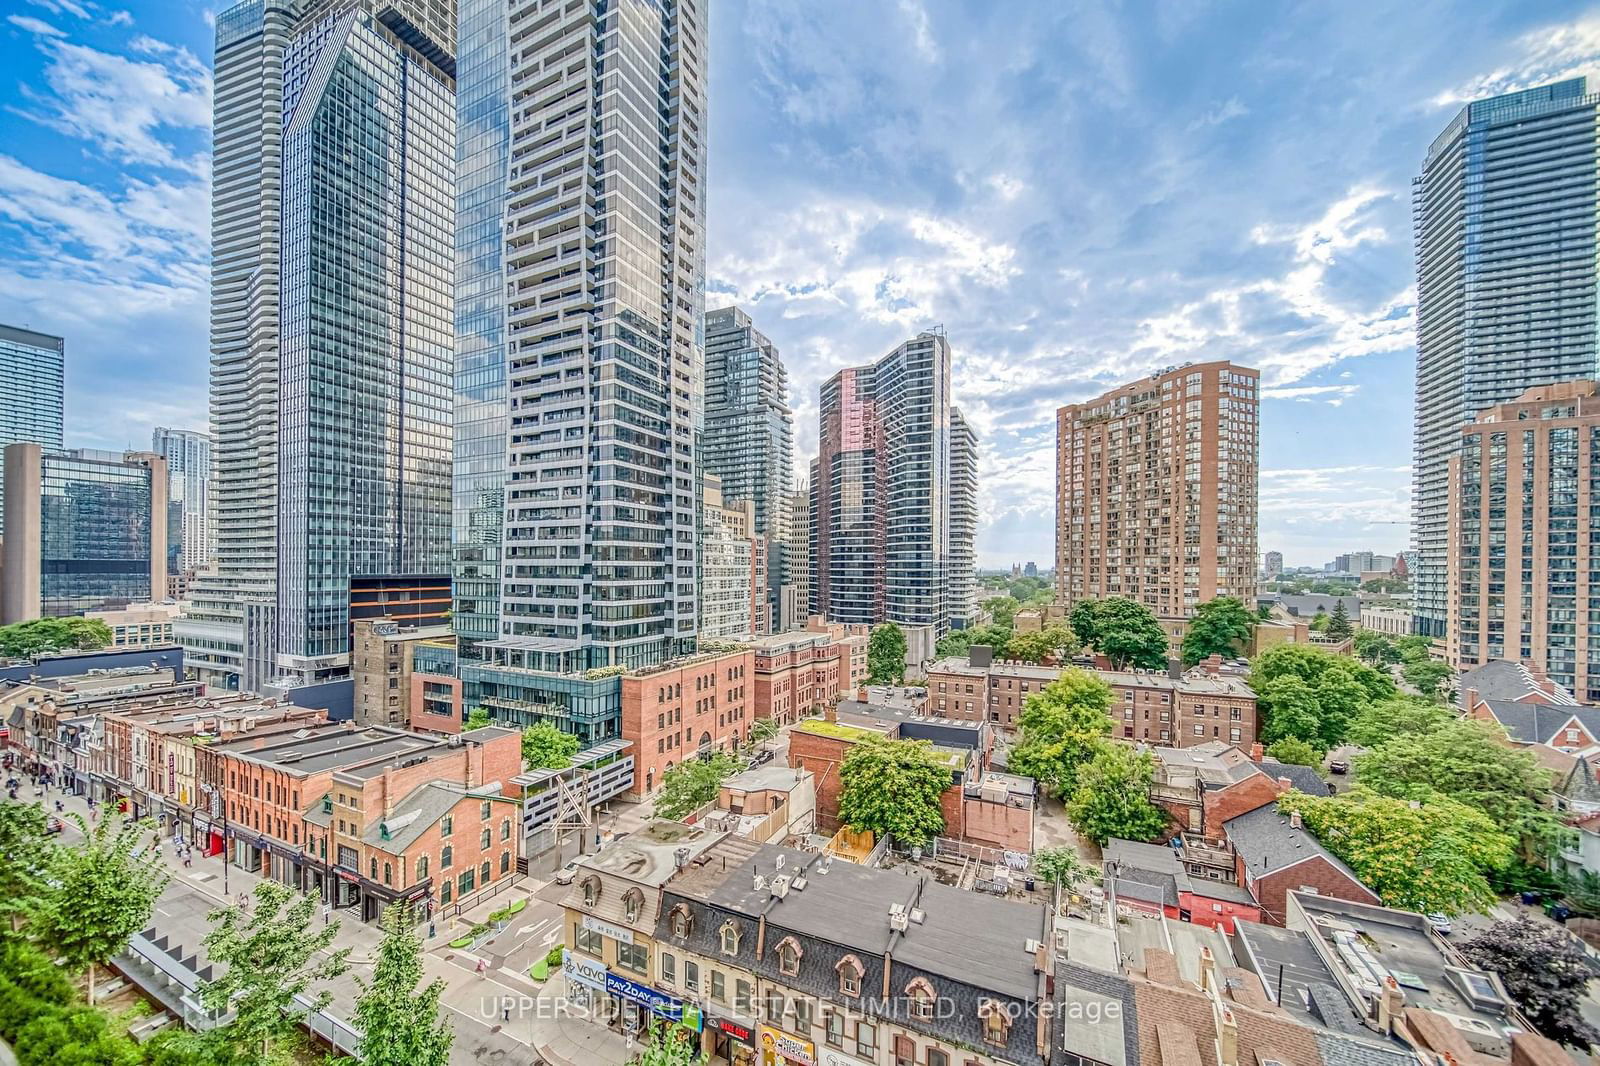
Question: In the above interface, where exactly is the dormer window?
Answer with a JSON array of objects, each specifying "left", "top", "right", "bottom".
[
  {"left": 669, "top": 903, "right": 692, "bottom": 939},
  {"left": 580, "top": 876, "right": 600, "bottom": 908},
  {"left": 905, "top": 977, "right": 936, "bottom": 1020},
  {"left": 836, "top": 954, "right": 863, "bottom": 997},
  {"left": 774, "top": 936, "right": 803, "bottom": 977},
  {"left": 978, "top": 999, "right": 1013, "bottom": 1047},
  {"left": 622, "top": 888, "right": 644, "bottom": 924},
  {"left": 719, "top": 919, "right": 740, "bottom": 956}
]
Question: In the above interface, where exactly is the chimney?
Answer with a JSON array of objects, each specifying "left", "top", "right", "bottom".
[
  {"left": 1250, "top": 742, "right": 1264, "bottom": 762},
  {"left": 856, "top": 686, "right": 868, "bottom": 703},
  {"left": 382, "top": 767, "right": 395, "bottom": 818},
  {"left": 1204, "top": 654, "right": 1222, "bottom": 676},
  {"left": 1377, "top": 976, "right": 1404, "bottom": 1035},
  {"left": 1199, "top": 945, "right": 1218, "bottom": 993},
  {"left": 1218, "top": 1006, "right": 1239, "bottom": 1066},
  {"left": 1277, "top": 777, "right": 1292, "bottom": 794},
  {"left": 1289, "top": 810, "right": 1302, "bottom": 829},
  {"left": 1166, "top": 658, "right": 1183, "bottom": 680},
  {"left": 824, "top": 700, "right": 838, "bottom": 724}
]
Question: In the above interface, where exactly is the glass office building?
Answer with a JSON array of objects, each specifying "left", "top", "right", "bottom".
[
  {"left": 0, "top": 324, "right": 65, "bottom": 528},
  {"left": 450, "top": 0, "right": 510, "bottom": 665},
  {"left": 1412, "top": 77, "right": 1600, "bottom": 638},
  {"left": 274, "top": 4, "right": 455, "bottom": 681},
  {"left": 151, "top": 427, "right": 212, "bottom": 574},
  {"left": 1, "top": 445, "right": 167, "bottom": 623},
  {"left": 703, "top": 306, "right": 794, "bottom": 627}
]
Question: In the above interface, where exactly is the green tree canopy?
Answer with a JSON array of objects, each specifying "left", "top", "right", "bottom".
[
  {"left": 837, "top": 735, "right": 950, "bottom": 847},
  {"left": 356, "top": 903, "right": 454, "bottom": 1066},
  {"left": 1403, "top": 659, "right": 1456, "bottom": 703},
  {"left": 1344, "top": 697, "right": 1449, "bottom": 748},
  {"left": 936, "top": 622, "right": 1013, "bottom": 660},
  {"left": 1354, "top": 717, "right": 1562, "bottom": 858},
  {"left": 1005, "top": 670, "right": 1115, "bottom": 797},
  {"left": 199, "top": 880, "right": 350, "bottom": 1063},
  {"left": 633, "top": 1024, "right": 709, "bottom": 1065},
  {"left": 1066, "top": 744, "right": 1170, "bottom": 846},
  {"left": 0, "top": 802, "right": 58, "bottom": 930},
  {"left": 982, "top": 596, "right": 1021, "bottom": 630},
  {"left": 1074, "top": 598, "right": 1168, "bottom": 670},
  {"left": 1003, "top": 624, "right": 1075, "bottom": 664},
  {"left": 39, "top": 814, "right": 170, "bottom": 1001},
  {"left": 654, "top": 751, "right": 740, "bottom": 820},
  {"left": 867, "top": 622, "right": 908, "bottom": 684},
  {"left": 1265, "top": 737, "right": 1321, "bottom": 766},
  {"left": 0, "top": 617, "right": 113, "bottom": 659},
  {"left": 521, "top": 721, "right": 580, "bottom": 771},
  {"left": 750, "top": 718, "right": 779, "bottom": 744},
  {"left": 1277, "top": 787, "right": 1513, "bottom": 914},
  {"left": 1182, "top": 597, "right": 1255, "bottom": 665},
  {"left": 1032, "top": 846, "right": 1091, "bottom": 890},
  {"left": 463, "top": 707, "right": 493, "bottom": 730},
  {"left": 1353, "top": 631, "right": 1402, "bottom": 667},
  {"left": 1250, "top": 644, "right": 1395, "bottom": 749}
]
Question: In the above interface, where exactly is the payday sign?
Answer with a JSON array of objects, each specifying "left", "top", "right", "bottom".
[{"left": 604, "top": 972, "right": 703, "bottom": 1032}]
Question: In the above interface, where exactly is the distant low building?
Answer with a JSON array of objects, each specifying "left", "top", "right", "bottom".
[
  {"left": 85, "top": 602, "right": 183, "bottom": 648},
  {"left": 1359, "top": 604, "right": 1412, "bottom": 637}
]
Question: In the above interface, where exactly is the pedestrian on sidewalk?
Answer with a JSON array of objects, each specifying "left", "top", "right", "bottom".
[
  {"left": 502, "top": 1004, "right": 510, "bottom": 1023},
  {"left": 476, "top": 958, "right": 486, "bottom": 976},
  {"left": 322, "top": 903, "right": 331, "bottom": 926}
]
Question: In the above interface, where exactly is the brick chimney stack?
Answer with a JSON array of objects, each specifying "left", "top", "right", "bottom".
[{"left": 1250, "top": 742, "right": 1264, "bottom": 762}]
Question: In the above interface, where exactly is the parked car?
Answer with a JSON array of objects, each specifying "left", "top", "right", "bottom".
[
  {"left": 553, "top": 860, "right": 581, "bottom": 886},
  {"left": 1425, "top": 913, "right": 1451, "bottom": 935},
  {"left": 44, "top": 815, "right": 65, "bottom": 835},
  {"left": 1328, "top": 759, "right": 1350, "bottom": 774}
]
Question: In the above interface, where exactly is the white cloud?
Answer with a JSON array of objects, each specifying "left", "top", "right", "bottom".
[
  {"left": 1431, "top": 13, "right": 1600, "bottom": 108},
  {"left": 26, "top": 0, "right": 91, "bottom": 18},
  {"left": 7, "top": 14, "right": 65, "bottom": 36},
  {"left": 11, "top": 34, "right": 212, "bottom": 172},
  {"left": 986, "top": 173, "right": 1026, "bottom": 201},
  {"left": 1187, "top": 96, "right": 1248, "bottom": 131},
  {"left": 1260, "top": 383, "right": 1361, "bottom": 405},
  {"left": 898, "top": 0, "right": 940, "bottom": 62},
  {"left": 108, "top": 10, "right": 132, "bottom": 26}
]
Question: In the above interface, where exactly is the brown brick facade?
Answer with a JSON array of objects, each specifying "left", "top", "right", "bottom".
[{"left": 621, "top": 649, "right": 753, "bottom": 795}]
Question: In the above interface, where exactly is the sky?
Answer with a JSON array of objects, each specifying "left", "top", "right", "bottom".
[{"left": 2, "top": 2, "right": 1599, "bottom": 571}]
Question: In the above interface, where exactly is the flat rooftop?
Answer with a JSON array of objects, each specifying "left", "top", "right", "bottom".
[
  {"left": 575, "top": 819, "right": 722, "bottom": 888},
  {"left": 1094, "top": 667, "right": 1255, "bottom": 697},
  {"left": 214, "top": 724, "right": 445, "bottom": 775}
]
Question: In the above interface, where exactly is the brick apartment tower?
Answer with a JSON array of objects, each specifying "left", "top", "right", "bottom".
[
  {"left": 1055, "top": 361, "right": 1260, "bottom": 636},
  {"left": 1448, "top": 380, "right": 1600, "bottom": 702}
]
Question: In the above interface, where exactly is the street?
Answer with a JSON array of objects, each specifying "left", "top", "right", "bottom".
[{"left": 26, "top": 785, "right": 631, "bottom": 1066}]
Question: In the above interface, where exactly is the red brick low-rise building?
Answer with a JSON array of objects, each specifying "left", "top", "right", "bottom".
[
  {"left": 620, "top": 648, "right": 753, "bottom": 796},
  {"left": 1104, "top": 839, "right": 1263, "bottom": 933},
  {"left": 1224, "top": 804, "right": 1380, "bottom": 924}
]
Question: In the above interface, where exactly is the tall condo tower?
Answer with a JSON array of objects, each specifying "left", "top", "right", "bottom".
[
  {"left": 0, "top": 324, "right": 65, "bottom": 528},
  {"left": 491, "top": 0, "right": 709, "bottom": 670},
  {"left": 151, "top": 427, "right": 213, "bottom": 574},
  {"left": 703, "top": 305, "right": 794, "bottom": 627},
  {"left": 1412, "top": 78, "right": 1600, "bottom": 639},
  {"left": 181, "top": 0, "right": 456, "bottom": 690}
]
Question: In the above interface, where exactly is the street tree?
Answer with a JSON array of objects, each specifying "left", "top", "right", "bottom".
[
  {"left": 1265, "top": 737, "right": 1321, "bottom": 766},
  {"left": 1354, "top": 718, "right": 1562, "bottom": 859},
  {"left": 0, "top": 617, "right": 113, "bottom": 658},
  {"left": 1345, "top": 698, "right": 1451, "bottom": 748},
  {"left": 1461, "top": 917, "right": 1600, "bottom": 1049},
  {"left": 200, "top": 879, "right": 350, "bottom": 1063},
  {"left": 0, "top": 802, "right": 58, "bottom": 931},
  {"left": 1005, "top": 670, "right": 1114, "bottom": 797},
  {"left": 1003, "top": 624, "right": 1074, "bottom": 664},
  {"left": 1403, "top": 659, "right": 1455, "bottom": 703},
  {"left": 837, "top": 736, "right": 950, "bottom": 847},
  {"left": 40, "top": 814, "right": 169, "bottom": 1001},
  {"left": 633, "top": 1024, "right": 709, "bottom": 1065},
  {"left": 867, "top": 622, "right": 908, "bottom": 684},
  {"left": 1258, "top": 675, "right": 1324, "bottom": 748},
  {"left": 463, "top": 707, "right": 493, "bottom": 730},
  {"left": 1068, "top": 599, "right": 1102, "bottom": 648},
  {"left": 1326, "top": 601, "right": 1353, "bottom": 641},
  {"left": 982, "top": 597, "right": 1021, "bottom": 630},
  {"left": 750, "top": 718, "right": 779, "bottom": 745},
  {"left": 521, "top": 722, "right": 580, "bottom": 771},
  {"left": 1066, "top": 744, "right": 1169, "bottom": 846},
  {"left": 1353, "top": 632, "right": 1402, "bottom": 667},
  {"left": 355, "top": 903, "right": 454, "bottom": 1066},
  {"left": 654, "top": 752, "right": 740, "bottom": 820},
  {"left": 936, "top": 622, "right": 1012, "bottom": 660},
  {"left": 1276, "top": 787, "right": 1512, "bottom": 914},
  {"left": 1032, "top": 846, "right": 1091, "bottom": 890},
  {"left": 1079, "top": 598, "right": 1168, "bottom": 670},
  {"left": 1182, "top": 597, "right": 1255, "bottom": 665}
]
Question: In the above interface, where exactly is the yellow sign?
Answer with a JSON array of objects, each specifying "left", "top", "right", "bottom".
[{"left": 758, "top": 1025, "right": 815, "bottom": 1066}]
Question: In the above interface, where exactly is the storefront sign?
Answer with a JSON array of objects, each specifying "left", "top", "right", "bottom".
[
  {"left": 709, "top": 1013, "right": 755, "bottom": 1044},
  {"left": 561, "top": 949, "right": 607, "bottom": 992},
  {"left": 582, "top": 914, "right": 635, "bottom": 945},
  {"left": 604, "top": 972, "right": 702, "bottom": 1031},
  {"left": 758, "top": 1026, "right": 815, "bottom": 1066},
  {"left": 817, "top": 1048, "right": 873, "bottom": 1066}
]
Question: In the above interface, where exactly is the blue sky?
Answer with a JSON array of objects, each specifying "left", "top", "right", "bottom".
[{"left": 1, "top": 1, "right": 1598, "bottom": 570}]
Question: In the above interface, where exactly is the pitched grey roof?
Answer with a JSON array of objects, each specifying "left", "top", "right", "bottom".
[
  {"left": 1223, "top": 804, "right": 1370, "bottom": 890},
  {"left": 1106, "top": 839, "right": 1259, "bottom": 908},
  {"left": 1459, "top": 660, "right": 1576, "bottom": 705},
  {"left": 1254, "top": 760, "right": 1329, "bottom": 796},
  {"left": 1314, "top": 1029, "right": 1424, "bottom": 1066},
  {"left": 1561, "top": 755, "right": 1600, "bottom": 806},
  {"left": 1273, "top": 594, "right": 1359, "bottom": 619},
  {"left": 1479, "top": 700, "right": 1600, "bottom": 745}
]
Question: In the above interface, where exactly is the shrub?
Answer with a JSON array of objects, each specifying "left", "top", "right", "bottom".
[{"left": 545, "top": 945, "right": 564, "bottom": 967}]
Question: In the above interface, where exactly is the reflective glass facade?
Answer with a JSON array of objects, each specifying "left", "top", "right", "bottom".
[
  {"left": 451, "top": 0, "right": 510, "bottom": 664},
  {"left": 702, "top": 305, "right": 793, "bottom": 625},
  {"left": 1413, "top": 77, "right": 1600, "bottom": 638},
  {"left": 39, "top": 451, "right": 155, "bottom": 617},
  {"left": 151, "top": 427, "right": 212, "bottom": 573},
  {"left": 275, "top": 6, "right": 455, "bottom": 679},
  {"left": 0, "top": 324, "right": 65, "bottom": 528}
]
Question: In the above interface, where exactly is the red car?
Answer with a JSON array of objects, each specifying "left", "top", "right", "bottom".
[{"left": 45, "top": 815, "right": 65, "bottom": 835}]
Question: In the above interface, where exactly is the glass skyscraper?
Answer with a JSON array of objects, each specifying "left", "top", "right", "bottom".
[
  {"left": 703, "top": 305, "right": 794, "bottom": 627},
  {"left": 450, "top": 0, "right": 510, "bottom": 665},
  {"left": 0, "top": 323, "right": 65, "bottom": 528},
  {"left": 1412, "top": 77, "right": 1600, "bottom": 639},
  {"left": 151, "top": 427, "right": 212, "bottom": 575},
  {"left": 182, "top": 0, "right": 456, "bottom": 690}
]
